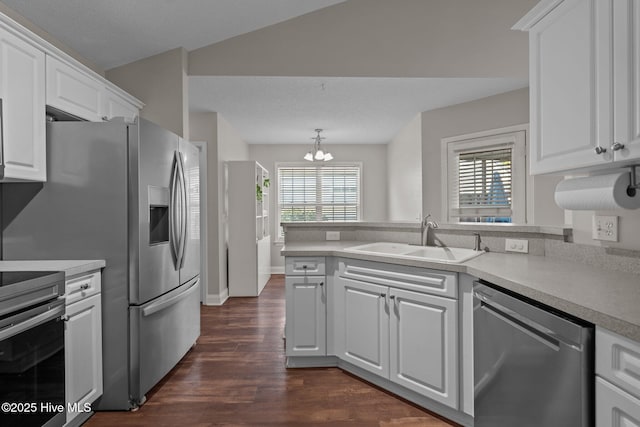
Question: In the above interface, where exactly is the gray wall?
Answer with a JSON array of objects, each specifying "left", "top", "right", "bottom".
[
  {"left": 421, "top": 88, "right": 564, "bottom": 227},
  {"left": 190, "top": 0, "right": 536, "bottom": 78},
  {"left": 387, "top": 114, "right": 422, "bottom": 221}
]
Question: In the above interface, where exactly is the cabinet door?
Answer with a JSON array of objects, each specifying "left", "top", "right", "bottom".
[
  {"left": 285, "top": 276, "right": 326, "bottom": 356},
  {"left": 0, "top": 28, "right": 46, "bottom": 181},
  {"left": 529, "top": 0, "right": 613, "bottom": 174},
  {"left": 337, "top": 277, "right": 389, "bottom": 377},
  {"left": 596, "top": 377, "right": 640, "bottom": 427},
  {"left": 389, "top": 288, "right": 458, "bottom": 409},
  {"left": 613, "top": 0, "right": 640, "bottom": 163},
  {"left": 65, "top": 293, "right": 103, "bottom": 424},
  {"left": 103, "top": 87, "right": 138, "bottom": 122},
  {"left": 46, "top": 55, "right": 104, "bottom": 121}
]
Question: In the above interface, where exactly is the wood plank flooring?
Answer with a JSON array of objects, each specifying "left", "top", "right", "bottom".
[{"left": 87, "top": 275, "right": 458, "bottom": 426}]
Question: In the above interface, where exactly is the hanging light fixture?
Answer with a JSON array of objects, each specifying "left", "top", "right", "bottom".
[{"left": 304, "top": 129, "right": 333, "bottom": 162}]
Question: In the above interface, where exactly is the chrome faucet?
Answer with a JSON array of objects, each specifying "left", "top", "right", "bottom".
[
  {"left": 421, "top": 214, "right": 439, "bottom": 246},
  {"left": 473, "top": 233, "right": 482, "bottom": 251}
]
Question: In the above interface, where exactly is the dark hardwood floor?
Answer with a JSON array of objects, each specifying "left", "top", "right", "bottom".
[{"left": 87, "top": 275, "right": 458, "bottom": 426}]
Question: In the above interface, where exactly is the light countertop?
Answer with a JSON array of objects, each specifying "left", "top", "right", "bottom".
[
  {"left": 0, "top": 260, "right": 106, "bottom": 278},
  {"left": 282, "top": 241, "right": 640, "bottom": 342}
]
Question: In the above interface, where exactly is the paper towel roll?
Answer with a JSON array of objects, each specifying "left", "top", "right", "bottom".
[{"left": 554, "top": 172, "right": 640, "bottom": 210}]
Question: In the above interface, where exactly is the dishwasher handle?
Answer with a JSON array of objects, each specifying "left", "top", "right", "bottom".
[{"left": 474, "top": 289, "right": 584, "bottom": 352}]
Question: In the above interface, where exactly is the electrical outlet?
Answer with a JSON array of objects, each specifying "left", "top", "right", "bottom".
[
  {"left": 326, "top": 231, "right": 340, "bottom": 241},
  {"left": 592, "top": 215, "right": 618, "bottom": 242},
  {"left": 505, "top": 238, "right": 529, "bottom": 253}
]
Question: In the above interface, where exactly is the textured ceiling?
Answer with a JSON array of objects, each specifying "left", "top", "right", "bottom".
[
  {"left": 2, "top": 0, "right": 346, "bottom": 69},
  {"left": 189, "top": 76, "right": 529, "bottom": 145}
]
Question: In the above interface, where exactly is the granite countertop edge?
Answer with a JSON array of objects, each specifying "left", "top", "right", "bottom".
[
  {"left": 0, "top": 260, "right": 106, "bottom": 278},
  {"left": 281, "top": 241, "right": 640, "bottom": 342}
]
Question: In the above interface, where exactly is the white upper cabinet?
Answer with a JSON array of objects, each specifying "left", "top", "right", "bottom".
[
  {"left": 613, "top": 0, "right": 640, "bottom": 163},
  {"left": 0, "top": 27, "right": 46, "bottom": 182},
  {"left": 515, "top": 0, "right": 640, "bottom": 174},
  {"left": 103, "top": 87, "right": 139, "bottom": 122},
  {"left": 46, "top": 55, "right": 104, "bottom": 122}
]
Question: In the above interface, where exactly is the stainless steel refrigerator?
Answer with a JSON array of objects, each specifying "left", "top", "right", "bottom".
[{"left": 1, "top": 118, "right": 201, "bottom": 410}]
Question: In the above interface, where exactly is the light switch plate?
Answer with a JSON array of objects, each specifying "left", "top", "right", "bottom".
[
  {"left": 592, "top": 215, "right": 618, "bottom": 242},
  {"left": 505, "top": 238, "right": 529, "bottom": 253},
  {"left": 326, "top": 231, "right": 340, "bottom": 241}
]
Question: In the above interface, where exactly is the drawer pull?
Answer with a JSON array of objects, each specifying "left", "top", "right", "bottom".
[
  {"left": 319, "top": 282, "right": 324, "bottom": 287},
  {"left": 80, "top": 283, "right": 90, "bottom": 290}
]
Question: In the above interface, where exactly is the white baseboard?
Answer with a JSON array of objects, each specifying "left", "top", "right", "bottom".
[
  {"left": 271, "top": 266, "right": 285, "bottom": 274},
  {"left": 204, "top": 287, "right": 229, "bottom": 306}
]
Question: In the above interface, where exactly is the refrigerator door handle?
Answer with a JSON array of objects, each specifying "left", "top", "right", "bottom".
[
  {"left": 177, "top": 152, "right": 188, "bottom": 269},
  {"left": 141, "top": 278, "right": 199, "bottom": 317},
  {"left": 174, "top": 152, "right": 186, "bottom": 269},
  {"left": 169, "top": 151, "right": 180, "bottom": 267}
]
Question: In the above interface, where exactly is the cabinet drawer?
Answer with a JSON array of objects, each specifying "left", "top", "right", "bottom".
[
  {"left": 65, "top": 271, "right": 101, "bottom": 305},
  {"left": 597, "top": 327, "right": 640, "bottom": 400},
  {"left": 596, "top": 376, "right": 640, "bottom": 427},
  {"left": 338, "top": 258, "right": 457, "bottom": 299},
  {"left": 285, "top": 257, "right": 325, "bottom": 276}
]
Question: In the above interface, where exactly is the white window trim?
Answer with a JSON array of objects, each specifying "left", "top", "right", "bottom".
[
  {"left": 275, "top": 161, "right": 363, "bottom": 241},
  {"left": 440, "top": 124, "right": 528, "bottom": 224}
]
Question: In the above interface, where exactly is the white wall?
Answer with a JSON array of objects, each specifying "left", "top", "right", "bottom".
[
  {"left": 249, "top": 143, "right": 388, "bottom": 268},
  {"left": 421, "top": 88, "right": 564, "bottom": 227},
  {"left": 387, "top": 114, "right": 422, "bottom": 221}
]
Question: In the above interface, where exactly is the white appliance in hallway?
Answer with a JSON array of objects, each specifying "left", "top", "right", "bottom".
[{"left": 1, "top": 118, "right": 201, "bottom": 410}]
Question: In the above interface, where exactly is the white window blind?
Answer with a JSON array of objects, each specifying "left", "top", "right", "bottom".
[
  {"left": 443, "top": 128, "right": 526, "bottom": 224},
  {"left": 451, "top": 148, "right": 513, "bottom": 221},
  {"left": 278, "top": 164, "right": 361, "bottom": 236}
]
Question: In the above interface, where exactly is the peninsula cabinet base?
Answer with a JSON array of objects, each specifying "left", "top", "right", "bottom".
[{"left": 286, "top": 356, "right": 473, "bottom": 427}]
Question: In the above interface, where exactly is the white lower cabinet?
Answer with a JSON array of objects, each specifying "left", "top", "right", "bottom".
[
  {"left": 389, "top": 287, "right": 457, "bottom": 407},
  {"left": 285, "top": 276, "right": 326, "bottom": 356},
  {"left": 596, "top": 327, "right": 640, "bottom": 426},
  {"left": 597, "top": 377, "right": 640, "bottom": 427},
  {"left": 64, "top": 272, "right": 103, "bottom": 426},
  {"left": 335, "top": 261, "right": 458, "bottom": 409}
]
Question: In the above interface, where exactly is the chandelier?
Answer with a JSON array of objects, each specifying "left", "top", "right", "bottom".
[{"left": 304, "top": 129, "right": 333, "bottom": 162}]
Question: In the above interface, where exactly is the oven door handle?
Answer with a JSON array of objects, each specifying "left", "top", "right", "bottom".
[{"left": 0, "top": 303, "right": 64, "bottom": 341}]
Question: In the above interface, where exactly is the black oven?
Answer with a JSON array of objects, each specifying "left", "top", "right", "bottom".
[{"left": 0, "top": 271, "right": 65, "bottom": 427}]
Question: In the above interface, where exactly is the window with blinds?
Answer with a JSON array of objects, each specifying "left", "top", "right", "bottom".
[
  {"left": 443, "top": 128, "right": 526, "bottom": 224},
  {"left": 453, "top": 148, "right": 513, "bottom": 222},
  {"left": 278, "top": 164, "right": 361, "bottom": 236}
]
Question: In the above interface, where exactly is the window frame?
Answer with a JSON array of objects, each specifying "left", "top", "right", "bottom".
[
  {"left": 441, "top": 125, "right": 528, "bottom": 224},
  {"left": 276, "top": 161, "right": 363, "bottom": 240}
]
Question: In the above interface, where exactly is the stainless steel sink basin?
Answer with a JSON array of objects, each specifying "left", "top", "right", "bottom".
[{"left": 344, "top": 242, "right": 484, "bottom": 264}]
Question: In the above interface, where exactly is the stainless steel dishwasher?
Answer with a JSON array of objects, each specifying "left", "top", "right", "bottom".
[{"left": 473, "top": 281, "right": 594, "bottom": 427}]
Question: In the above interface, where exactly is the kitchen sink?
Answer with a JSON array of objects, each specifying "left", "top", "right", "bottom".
[{"left": 344, "top": 242, "right": 484, "bottom": 264}]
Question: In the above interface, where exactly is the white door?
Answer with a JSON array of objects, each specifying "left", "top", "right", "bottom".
[
  {"left": 285, "top": 276, "right": 326, "bottom": 356},
  {"left": 65, "top": 294, "right": 103, "bottom": 425},
  {"left": 529, "top": 0, "right": 613, "bottom": 174},
  {"left": 338, "top": 278, "right": 389, "bottom": 378},
  {"left": 0, "top": 28, "right": 45, "bottom": 181},
  {"left": 596, "top": 377, "right": 640, "bottom": 427},
  {"left": 613, "top": 0, "right": 640, "bottom": 163},
  {"left": 389, "top": 288, "right": 458, "bottom": 409}
]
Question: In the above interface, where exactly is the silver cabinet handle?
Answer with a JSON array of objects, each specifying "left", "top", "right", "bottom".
[
  {"left": 379, "top": 293, "right": 386, "bottom": 298},
  {"left": 389, "top": 295, "right": 395, "bottom": 300},
  {"left": 594, "top": 146, "right": 607, "bottom": 154},
  {"left": 611, "top": 142, "right": 625, "bottom": 151},
  {"left": 319, "top": 282, "right": 324, "bottom": 287},
  {"left": 80, "top": 283, "right": 90, "bottom": 290}
]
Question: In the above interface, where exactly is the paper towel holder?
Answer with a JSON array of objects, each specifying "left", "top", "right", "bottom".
[{"left": 628, "top": 165, "right": 639, "bottom": 197}]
